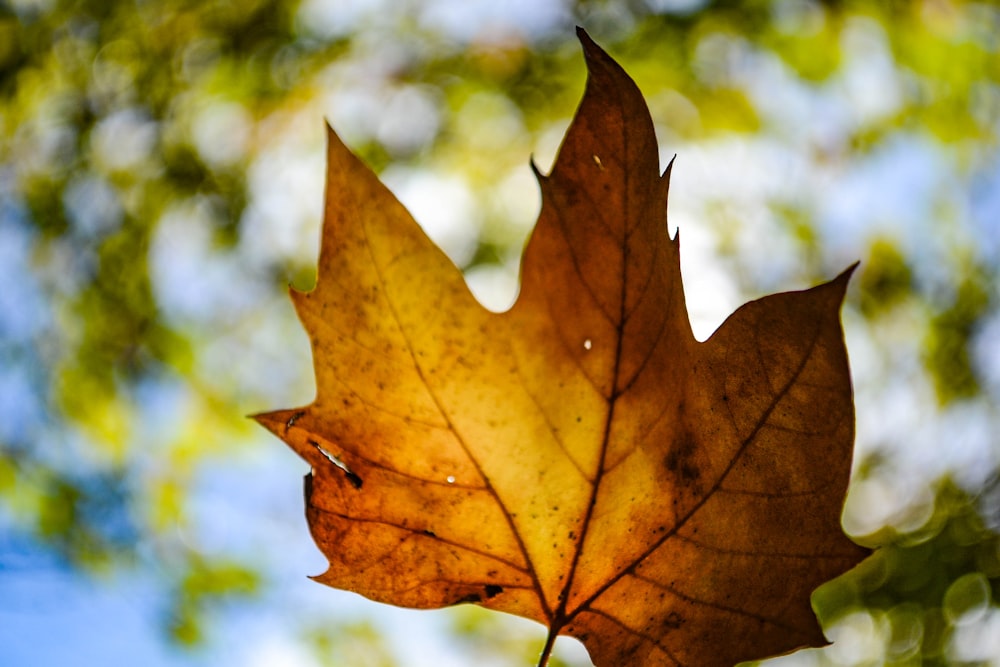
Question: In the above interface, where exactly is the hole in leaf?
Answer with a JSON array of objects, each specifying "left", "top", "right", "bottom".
[
  {"left": 286, "top": 410, "right": 305, "bottom": 429},
  {"left": 310, "top": 440, "right": 363, "bottom": 490}
]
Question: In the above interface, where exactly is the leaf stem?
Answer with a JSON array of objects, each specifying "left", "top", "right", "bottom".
[{"left": 537, "top": 628, "right": 558, "bottom": 667}]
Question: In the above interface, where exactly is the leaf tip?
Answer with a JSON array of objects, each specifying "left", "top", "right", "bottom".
[
  {"left": 829, "top": 261, "right": 860, "bottom": 300},
  {"left": 662, "top": 153, "right": 677, "bottom": 180},
  {"left": 252, "top": 408, "right": 308, "bottom": 436},
  {"left": 323, "top": 118, "right": 341, "bottom": 142},
  {"left": 307, "top": 565, "right": 333, "bottom": 585},
  {"left": 249, "top": 409, "right": 279, "bottom": 429},
  {"left": 840, "top": 260, "right": 860, "bottom": 281},
  {"left": 576, "top": 26, "right": 614, "bottom": 71},
  {"left": 662, "top": 153, "right": 676, "bottom": 227},
  {"left": 321, "top": 119, "right": 358, "bottom": 172}
]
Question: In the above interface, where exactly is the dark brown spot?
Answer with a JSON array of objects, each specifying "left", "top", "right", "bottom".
[
  {"left": 663, "top": 612, "right": 684, "bottom": 630},
  {"left": 485, "top": 585, "right": 503, "bottom": 598},
  {"left": 344, "top": 470, "right": 363, "bottom": 489},
  {"left": 665, "top": 431, "right": 700, "bottom": 486}
]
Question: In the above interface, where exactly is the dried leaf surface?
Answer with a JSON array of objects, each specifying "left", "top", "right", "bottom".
[{"left": 256, "top": 29, "right": 868, "bottom": 667}]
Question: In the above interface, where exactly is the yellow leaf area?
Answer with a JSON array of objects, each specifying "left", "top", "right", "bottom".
[{"left": 256, "top": 30, "right": 869, "bottom": 667}]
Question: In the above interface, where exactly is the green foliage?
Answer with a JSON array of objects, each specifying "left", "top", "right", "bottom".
[
  {"left": 304, "top": 620, "right": 397, "bottom": 667},
  {"left": 858, "top": 239, "right": 913, "bottom": 317},
  {"left": 924, "top": 272, "right": 992, "bottom": 404},
  {"left": 169, "top": 556, "right": 261, "bottom": 645},
  {"left": 814, "top": 478, "right": 1000, "bottom": 665}
]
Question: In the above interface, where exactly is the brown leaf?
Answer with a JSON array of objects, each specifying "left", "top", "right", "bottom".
[{"left": 255, "top": 29, "right": 869, "bottom": 667}]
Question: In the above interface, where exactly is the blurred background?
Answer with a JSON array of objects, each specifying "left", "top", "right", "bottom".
[{"left": 1, "top": 0, "right": 999, "bottom": 665}]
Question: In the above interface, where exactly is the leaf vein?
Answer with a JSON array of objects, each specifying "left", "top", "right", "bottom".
[
  {"left": 673, "top": 532, "right": 861, "bottom": 561},
  {"left": 308, "top": 505, "right": 531, "bottom": 574},
  {"left": 357, "top": 212, "right": 550, "bottom": 616},
  {"left": 632, "top": 573, "right": 813, "bottom": 638},
  {"left": 547, "top": 197, "right": 616, "bottom": 326},
  {"left": 587, "top": 607, "right": 686, "bottom": 667},
  {"left": 567, "top": 315, "right": 826, "bottom": 618},
  {"left": 511, "top": 354, "right": 593, "bottom": 482}
]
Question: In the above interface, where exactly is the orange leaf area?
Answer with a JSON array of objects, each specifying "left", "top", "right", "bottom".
[{"left": 256, "top": 29, "right": 869, "bottom": 667}]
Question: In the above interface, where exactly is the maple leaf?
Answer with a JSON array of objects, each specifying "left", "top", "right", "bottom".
[{"left": 255, "top": 29, "right": 869, "bottom": 667}]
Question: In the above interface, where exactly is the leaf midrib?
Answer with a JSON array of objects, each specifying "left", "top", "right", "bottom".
[{"left": 546, "top": 74, "right": 635, "bottom": 637}]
